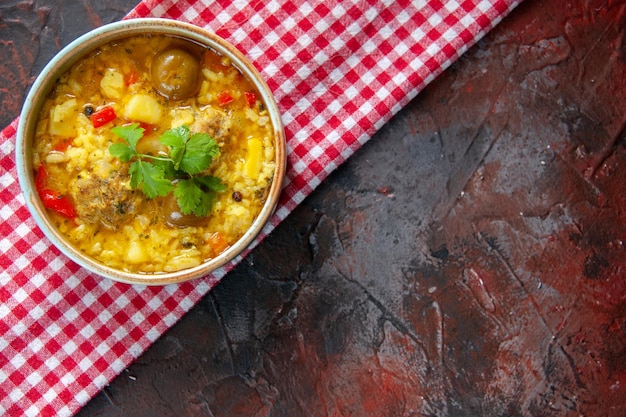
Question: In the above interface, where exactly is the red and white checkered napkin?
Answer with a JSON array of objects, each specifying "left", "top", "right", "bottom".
[{"left": 0, "top": 0, "right": 521, "bottom": 415}]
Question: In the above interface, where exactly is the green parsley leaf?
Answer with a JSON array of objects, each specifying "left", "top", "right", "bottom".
[
  {"left": 128, "top": 160, "right": 143, "bottom": 190},
  {"left": 108, "top": 124, "right": 224, "bottom": 219},
  {"left": 111, "top": 123, "right": 144, "bottom": 150},
  {"left": 152, "top": 157, "right": 177, "bottom": 180},
  {"left": 131, "top": 160, "right": 172, "bottom": 199},
  {"left": 159, "top": 125, "right": 189, "bottom": 170},
  {"left": 174, "top": 179, "right": 203, "bottom": 215},
  {"left": 194, "top": 190, "right": 216, "bottom": 217},
  {"left": 108, "top": 143, "right": 135, "bottom": 162},
  {"left": 179, "top": 133, "right": 219, "bottom": 174},
  {"left": 195, "top": 175, "right": 227, "bottom": 192}
]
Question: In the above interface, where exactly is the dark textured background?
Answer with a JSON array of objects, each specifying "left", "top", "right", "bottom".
[{"left": 1, "top": 0, "right": 625, "bottom": 416}]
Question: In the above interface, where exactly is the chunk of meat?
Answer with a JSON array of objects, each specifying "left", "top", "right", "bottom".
[
  {"left": 69, "top": 168, "right": 141, "bottom": 230},
  {"left": 191, "top": 106, "right": 232, "bottom": 143}
]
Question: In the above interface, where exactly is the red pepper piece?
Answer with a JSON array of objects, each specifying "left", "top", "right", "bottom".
[
  {"left": 244, "top": 91, "right": 257, "bottom": 108},
  {"left": 125, "top": 69, "right": 138, "bottom": 86},
  {"left": 35, "top": 163, "right": 48, "bottom": 193},
  {"left": 217, "top": 91, "right": 234, "bottom": 106},
  {"left": 90, "top": 106, "right": 117, "bottom": 128},
  {"left": 139, "top": 122, "right": 154, "bottom": 133},
  {"left": 40, "top": 189, "right": 77, "bottom": 219},
  {"left": 53, "top": 138, "right": 73, "bottom": 152},
  {"left": 35, "top": 165, "right": 77, "bottom": 219}
]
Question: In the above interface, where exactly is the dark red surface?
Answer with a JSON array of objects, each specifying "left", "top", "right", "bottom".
[{"left": 1, "top": 0, "right": 625, "bottom": 416}]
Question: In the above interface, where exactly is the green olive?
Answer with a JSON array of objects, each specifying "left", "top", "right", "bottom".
[
  {"left": 151, "top": 48, "right": 201, "bottom": 100},
  {"left": 162, "top": 193, "right": 206, "bottom": 228}
]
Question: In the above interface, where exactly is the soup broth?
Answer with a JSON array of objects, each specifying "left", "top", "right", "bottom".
[{"left": 32, "top": 34, "right": 276, "bottom": 273}]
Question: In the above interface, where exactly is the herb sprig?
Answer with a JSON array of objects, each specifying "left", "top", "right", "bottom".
[{"left": 109, "top": 124, "right": 226, "bottom": 217}]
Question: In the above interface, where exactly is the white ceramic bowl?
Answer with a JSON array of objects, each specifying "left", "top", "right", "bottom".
[{"left": 15, "top": 18, "right": 285, "bottom": 285}]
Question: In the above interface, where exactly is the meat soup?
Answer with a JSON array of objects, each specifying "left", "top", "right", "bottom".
[{"left": 31, "top": 34, "right": 277, "bottom": 273}]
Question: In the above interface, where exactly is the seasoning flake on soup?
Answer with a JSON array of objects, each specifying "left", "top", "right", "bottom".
[{"left": 32, "top": 34, "right": 277, "bottom": 273}]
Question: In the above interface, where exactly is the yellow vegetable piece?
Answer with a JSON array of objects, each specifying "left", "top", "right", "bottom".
[
  {"left": 125, "top": 240, "right": 149, "bottom": 265},
  {"left": 243, "top": 137, "right": 263, "bottom": 179},
  {"left": 48, "top": 98, "right": 78, "bottom": 137},
  {"left": 123, "top": 94, "right": 163, "bottom": 124},
  {"left": 100, "top": 68, "right": 125, "bottom": 99}
]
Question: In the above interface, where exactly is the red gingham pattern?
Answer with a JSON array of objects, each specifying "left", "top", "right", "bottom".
[{"left": 0, "top": 0, "right": 521, "bottom": 415}]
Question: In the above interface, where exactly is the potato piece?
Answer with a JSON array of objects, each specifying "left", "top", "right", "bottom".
[
  {"left": 243, "top": 137, "right": 263, "bottom": 179},
  {"left": 100, "top": 68, "right": 125, "bottom": 99},
  {"left": 45, "top": 152, "right": 69, "bottom": 164},
  {"left": 164, "top": 252, "right": 202, "bottom": 272},
  {"left": 49, "top": 98, "right": 78, "bottom": 137},
  {"left": 125, "top": 240, "right": 149, "bottom": 265},
  {"left": 123, "top": 94, "right": 163, "bottom": 124},
  {"left": 136, "top": 134, "right": 167, "bottom": 156}
]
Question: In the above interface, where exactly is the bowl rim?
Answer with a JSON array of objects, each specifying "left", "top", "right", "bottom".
[{"left": 15, "top": 18, "right": 286, "bottom": 285}]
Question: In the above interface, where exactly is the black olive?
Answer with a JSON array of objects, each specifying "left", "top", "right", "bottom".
[
  {"left": 232, "top": 191, "right": 243, "bottom": 202},
  {"left": 84, "top": 105, "right": 94, "bottom": 117}
]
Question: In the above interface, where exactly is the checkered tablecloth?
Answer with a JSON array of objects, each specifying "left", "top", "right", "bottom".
[{"left": 0, "top": 0, "right": 521, "bottom": 415}]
